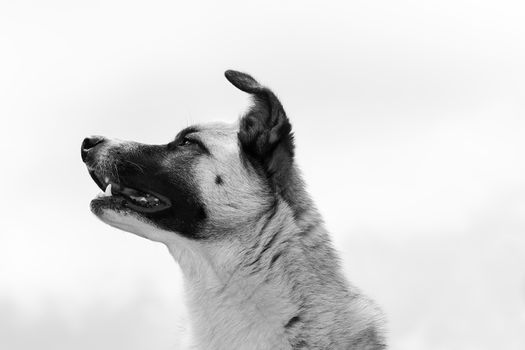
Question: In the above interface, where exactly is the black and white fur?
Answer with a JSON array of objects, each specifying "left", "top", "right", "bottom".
[{"left": 81, "top": 71, "right": 386, "bottom": 350}]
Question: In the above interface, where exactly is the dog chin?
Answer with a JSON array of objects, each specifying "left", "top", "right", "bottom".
[
  {"left": 90, "top": 195, "right": 128, "bottom": 215},
  {"left": 90, "top": 197, "right": 175, "bottom": 243},
  {"left": 90, "top": 197, "right": 153, "bottom": 238}
]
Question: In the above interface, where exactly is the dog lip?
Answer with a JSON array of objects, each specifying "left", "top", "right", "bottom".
[
  {"left": 109, "top": 182, "right": 172, "bottom": 213},
  {"left": 87, "top": 169, "right": 171, "bottom": 213},
  {"left": 88, "top": 169, "right": 106, "bottom": 191}
]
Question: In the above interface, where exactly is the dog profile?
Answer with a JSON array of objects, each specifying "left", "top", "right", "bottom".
[{"left": 81, "top": 70, "right": 385, "bottom": 350}]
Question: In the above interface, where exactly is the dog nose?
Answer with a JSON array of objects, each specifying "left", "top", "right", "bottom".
[{"left": 81, "top": 136, "right": 106, "bottom": 162}]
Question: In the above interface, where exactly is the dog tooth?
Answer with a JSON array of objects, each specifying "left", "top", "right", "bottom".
[
  {"left": 104, "top": 176, "right": 109, "bottom": 183},
  {"left": 105, "top": 184, "right": 112, "bottom": 196}
]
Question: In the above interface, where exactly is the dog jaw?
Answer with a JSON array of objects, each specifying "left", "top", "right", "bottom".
[{"left": 93, "top": 207, "right": 177, "bottom": 243}]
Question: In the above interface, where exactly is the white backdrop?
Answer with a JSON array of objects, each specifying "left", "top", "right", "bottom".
[{"left": 1, "top": 1, "right": 524, "bottom": 349}]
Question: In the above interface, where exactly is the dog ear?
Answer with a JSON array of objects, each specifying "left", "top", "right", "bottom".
[{"left": 225, "top": 70, "right": 294, "bottom": 178}]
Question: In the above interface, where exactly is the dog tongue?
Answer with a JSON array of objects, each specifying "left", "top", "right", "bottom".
[
  {"left": 107, "top": 184, "right": 163, "bottom": 209},
  {"left": 117, "top": 185, "right": 144, "bottom": 197}
]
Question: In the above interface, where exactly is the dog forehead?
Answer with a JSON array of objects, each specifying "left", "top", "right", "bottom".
[{"left": 194, "top": 122, "right": 239, "bottom": 147}]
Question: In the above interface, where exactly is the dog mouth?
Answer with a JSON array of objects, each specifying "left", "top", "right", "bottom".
[{"left": 89, "top": 170, "right": 171, "bottom": 213}]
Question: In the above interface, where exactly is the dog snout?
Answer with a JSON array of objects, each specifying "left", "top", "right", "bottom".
[{"left": 81, "top": 135, "right": 107, "bottom": 162}]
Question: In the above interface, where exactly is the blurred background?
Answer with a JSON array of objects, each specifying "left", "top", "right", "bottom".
[{"left": 1, "top": 1, "right": 524, "bottom": 349}]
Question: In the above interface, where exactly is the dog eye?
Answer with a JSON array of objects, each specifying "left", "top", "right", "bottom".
[
  {"left": 180, "top": 137, "right": 195, "bottom": 147},
  {"left": 167, "top": 138, "right": 195, "bottom": 151}
]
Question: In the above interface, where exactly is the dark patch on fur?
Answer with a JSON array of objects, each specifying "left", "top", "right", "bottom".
[
  {"left": 298, "top": 222, "right": 317, "bottom": 237},
  {"left": 258, "top": 203, "right": 278, "bottom": 237},
  {"left": 244, "top": 253, "right": 260, "bottom": 268},
  {"left": 284, "top": 315, "right": 301, "bottom": 329},
  {"left": 269, "top": 251, "right": 283, "bottom": 268},
  {"left": 259, "top": 224, "right": 282, "bottom": 257},
  {"left": 246, "top": 225, "right": 283, "bottom": 274},
  {"left": 290, "top": 340, "right": 308, "bottom": 349},
  {"left": 245, "top": 200, "right": 279, "bottom": 260},
  {"left": 245, "top": 219, "right": 282, "bottom": 271},
  {"left": 215, "top": 175, "right": 223, "bottom": 185}
]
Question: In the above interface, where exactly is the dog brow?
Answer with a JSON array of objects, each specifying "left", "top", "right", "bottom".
[
  {"left": 175, "top": 126, "right": 200, "bottom": 140},
  {"left": 174, "top": 126, "right": 211, "bottom": 155}
]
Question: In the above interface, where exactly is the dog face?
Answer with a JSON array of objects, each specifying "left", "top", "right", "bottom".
[{"left": 82, "top": 71, "right": 297, "bottom": 244}]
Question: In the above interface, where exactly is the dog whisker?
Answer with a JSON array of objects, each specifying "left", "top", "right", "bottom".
[{"left": 124, "top": 160, "right": 145, "bottom": 174}]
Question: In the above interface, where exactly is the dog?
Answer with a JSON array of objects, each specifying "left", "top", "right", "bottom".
[{"left": 81, "top": 70, "right": 385, "bottom": 350}]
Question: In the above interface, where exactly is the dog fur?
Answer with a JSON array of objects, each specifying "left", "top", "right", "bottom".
[{"left": 81, "top": 70, "right": 386, "bottom": 350}]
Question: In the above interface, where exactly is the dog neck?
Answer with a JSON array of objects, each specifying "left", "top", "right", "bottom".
[
  {"left": 164, "top": 197, "right": 384, "bottom": 350},
  {"left": 165, "top": 202, "right": 313, "bottom": 350}
]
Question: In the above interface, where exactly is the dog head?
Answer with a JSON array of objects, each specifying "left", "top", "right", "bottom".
[{"left": 82, "top": 71, "right": 299, "bottom": 245}]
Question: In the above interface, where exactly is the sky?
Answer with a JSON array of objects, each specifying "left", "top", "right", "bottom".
[{"left": 1, "top": 1, "right": 524, "bottom": 349}]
